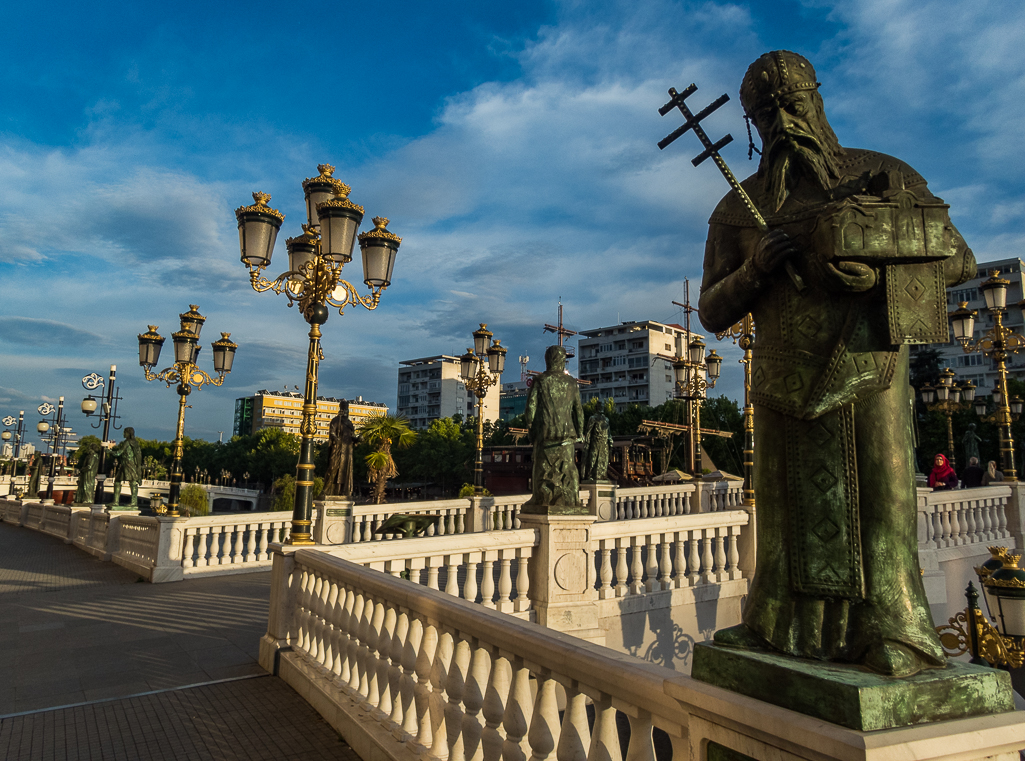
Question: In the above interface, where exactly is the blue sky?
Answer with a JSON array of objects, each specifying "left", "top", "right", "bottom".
[{"left": 2, "top": 0, "right": 1024, "bottom": 444}]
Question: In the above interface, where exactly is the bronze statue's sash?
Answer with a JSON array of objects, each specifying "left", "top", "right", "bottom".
[{"left": 785, "top": 405, "right": 865, "bottom": 598}]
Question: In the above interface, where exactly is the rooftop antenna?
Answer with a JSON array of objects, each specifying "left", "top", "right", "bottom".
[
  {"left": 519, "top": 355, "right": 530, "bottom": 383},
  {"left": 543, "top": 298, "right": 577, "bottom": 359}
]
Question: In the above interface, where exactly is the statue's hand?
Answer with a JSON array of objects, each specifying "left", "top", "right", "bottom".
[
  {"left": 816, "top": 259, "right": 878, "bottom": 292},
  {"left": 753, "top": 230, "right": 798, "bottom": 274}
]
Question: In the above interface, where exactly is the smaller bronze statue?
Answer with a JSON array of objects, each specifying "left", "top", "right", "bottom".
[
  {"left": 26, "top": 453, "right": 42, "bottom": 499},
  {"left": 110, "top": 427, "right": 142, "bottom": 507},
  {"left": 962, "top": 423, "right": 982, "bottom": 468},
  {"left": 374, "top": 513, "right": 440, "bottom": 538},
  {"left": 523, "top": 345, "right": 586, "bottom": 514},
  {"left": 324, "top": 402, "right": 359, "bottom": 497},
  {"left": 75, "top": 440, "right": 101, "bottom": 505},
  {"left": 581, "top": 413, "right": 613, "bottom": 482}
]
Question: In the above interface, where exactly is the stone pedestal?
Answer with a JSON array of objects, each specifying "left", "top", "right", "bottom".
[
  {"left": 692, "top": 642, "right": 1014, "bottom": 732},
  {"left": 581, "top": 480, "right": 616, "bottom": 521},
  {"left": 151, "top": 516, "right": 189, "bottom": 583},
  {"left": 314, "top": 498, "right": 353, "bottom": 545},
  {"left": 518, "top": 513, "right": 604, "bottom": 644}
]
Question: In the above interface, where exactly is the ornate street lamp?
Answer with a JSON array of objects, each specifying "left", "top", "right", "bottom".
[
  {"left": 949, "top": 270, "right": 1025, "bottom": 481},
  {"left": 138, "top": 305, "right": 237, "bottom": 517},
  {"left": 671, "top": 341, "right": 720, "bottom": 476},
  {"left": 460, "top": 324, "right": 507, "bottom": 495},
  {"left": 2, "top": 411, "right": 26, "bottom": 478},
  {"left": 917, "top": 368, "right": 974, "bottom": 469},
  {"left": 235, "top": 164, "right": 401, "bottom": 545},
  {"left": 36, "top": 399, "right": 68, "bottom": 502},
  {"left": 716, "top": 315, "right": 755, "bottom": 507},
  {"left": 80, "top": 366, "right": 123, "bottom": 503}
]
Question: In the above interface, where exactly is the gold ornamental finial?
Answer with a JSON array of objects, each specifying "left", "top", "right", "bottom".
[
  {"left": 252, "top": 192, "right": 272, "bottom": 206},
  {"left": 373, "top": 216, "right": 389, "bottom": 230},
  {"left": 318, "top": 164, "right": 336, "bottom": 177}
]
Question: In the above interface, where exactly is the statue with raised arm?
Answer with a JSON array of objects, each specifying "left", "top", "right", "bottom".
[
  {"left": 75, "top": 440, "right": 101, "bottom": 505},
  {"left": 697, "top": 51, "right": 976, "bottom": 676},
  {"left": 110, "top": 427, "right": 143, "bottom": 507},
  {"left": 962, "top": 423, "right": 982, "bottom": 467},
  {"left": 523, "top": 345, "right": 586, "bottom": 514},
  {"left": 324, "top": 402, "right": 358, "bottom": 497},
  {"left": 581, "top": 412, "right": 613, "bottom": 482}
]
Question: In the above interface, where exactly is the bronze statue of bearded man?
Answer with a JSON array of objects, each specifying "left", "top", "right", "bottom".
[{"left": 699, "top": 51, "right": 976, "bottom": 676}]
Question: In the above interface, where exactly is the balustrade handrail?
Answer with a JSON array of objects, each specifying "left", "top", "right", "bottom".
[
  {"left": 180, "top": 512, "right": 294, "bottom": 528},
  {"left": 592, "top": 509, "right": 748, "bottom": 540},
  {"left": 291, "top": 548, "right": 688, "bottom": 727},
  {"left": 616, "top": 483, "right": 697, "bottom": 498},
  {"left": 920, "top": 485, "right": 1012, "bottom": 506},
  {"left": 351, "top": 497, "right": 471, "bottom": 517},
  {"left": 321, "top": 527, "right": 539, "bottom": 565}
]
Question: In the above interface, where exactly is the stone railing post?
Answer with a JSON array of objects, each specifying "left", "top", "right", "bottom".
[
  {"left": 517, "top": 513, "right": 603, "bottom": 644},
  {"left": 737, "top": 500, "right": 756, "bottom": 579},
  {"left": 467, "top": 496, "right": 490, "bottom": 532},
  {"left": 1005, "top": 481, "right": 1025, "bottom": 549},
  {"left": 151, "top": 516, "right": 188, "bottom": 583},
  {"left": 580, "top": 481, "right": 617, "bottom": 521},
  {"left": 692, "top": 481, "right": 711, "bottom": 513},
  {"left": 259, "top": 543, "right": 301, "bottom": 673},
  {"left": 314, "top": 498, "right": 353, "bottom": 544},
  {"left": 67, "top": 506, "right": 92, "bottom": 544}
]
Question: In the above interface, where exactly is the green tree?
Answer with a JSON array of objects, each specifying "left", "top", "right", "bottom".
[
  {"left": 178, "top": 484, "right": 209, "bottom": 517},
  {"left": 405, "top": 417, "right": 471, "bottom": 496},
  {"left": 699, "top": 395, "right": 745, "bottom": 475},
  {"left": 360, "top": 415, "right": 416, "bottom": 504}
]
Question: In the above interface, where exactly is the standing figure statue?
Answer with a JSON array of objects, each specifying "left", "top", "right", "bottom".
[
  {"left": 698, "top": 51, "right": 976, "bottom": 676},
  {"left": 75, "top": 440, "right": 101, "bottom": 505},
  {"left": 581, "top": 412, "right": 613, "bottom": 482},
  {"left": 962, "top": 423, "right": 982, "bottom": 468},
  {"left": 110, "top": 427, "right": 143, "bottom": 507},
  {"left": 324, "top": 402, "right": 359, "bottom": 497},
  {"left": 523, "top": 346, "right": 585, "bottom": 514},
  {"left": 26, "top": 453, "right": 42, "bottom": 499}
]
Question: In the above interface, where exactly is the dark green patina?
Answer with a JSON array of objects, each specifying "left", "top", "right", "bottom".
[{"left": 692, "top": 643, "right": 1013, "bottom": 731}]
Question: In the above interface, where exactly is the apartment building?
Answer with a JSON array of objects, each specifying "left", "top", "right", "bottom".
[
  {"left": 233, "top": 391, "right": 388, "bottom": 441},
  {"left": 396, "top": 355, "right": 501, "bottom": 430},
  {"left": 577, "top": 320, "right": 703, "bottom": 410},
  {"left": 928, "top": 257, "right": 1025, "bottom": 389}
]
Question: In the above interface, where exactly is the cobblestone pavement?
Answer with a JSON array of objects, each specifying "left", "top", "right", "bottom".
[{"left": 0, "top": 675, "right": 361, "bottom": 761}]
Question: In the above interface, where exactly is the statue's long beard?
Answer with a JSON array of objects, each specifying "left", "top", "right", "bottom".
[{"left": 763, "top": 130, "right": 841, "bottom": 212}]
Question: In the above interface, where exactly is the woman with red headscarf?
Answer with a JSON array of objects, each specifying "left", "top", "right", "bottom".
[{"left": 928, "top": 454, "right": 958, "bottom": 490}]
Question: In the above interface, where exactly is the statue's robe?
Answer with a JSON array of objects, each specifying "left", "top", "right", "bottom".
[
  {"left": 700, "top": 148, "right": 975, "bottom": 666},
  {"left": 523, "top": 369, "right": 585, "bottom": 512}
]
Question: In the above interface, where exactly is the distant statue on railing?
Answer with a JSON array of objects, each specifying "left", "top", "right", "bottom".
[
  {"left": 523, "top": 345, "right": 586, "bottom": 514},
  {"left": 110, "top": 427, "right": 142, "bottom": 508},
  {"left": 75, "top": 440, "right": 101, "bottom": 505},
  {"left": 581, "top": 413, "right": 613, "bottom": 482},
  {"left": 962, "top": 423, "right": 981, "bottom": 468},
  {"left": 324, "top": 402, "right": 359, "bottom": 497},
  {"left": 26, "top": 453, "right": 42, "bottom": 499}
]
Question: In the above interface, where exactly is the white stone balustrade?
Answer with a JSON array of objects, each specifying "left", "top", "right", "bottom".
[
  {"left": 350, "top": 499, "right": 474, "bottom": 542},
  {"left": 181, "top": 514, "right": 292, "bottom": 575},
  {"left": 592, "top": 512, "right": 747, "bottom": 600},
  {"left": 613, "top": 483, "right": 696, "bottom": 519},
  {"left": 322, "top": 530, "right": 538, "bottom": 619},
  {"left": 918, "top": 485, "right": 1012, "bottom": 550},
  {"left": 260, "top": 545, "right": 1025, "bottom": 761}
]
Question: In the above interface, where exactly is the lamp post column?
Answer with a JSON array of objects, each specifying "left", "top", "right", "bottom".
[
  {"left": 288, "top": 312, "right": 326, "bottom": 546},
  {"left": 474, "top": 379, "right": 486, "bottom": 493},
  {"left": 43, "top": 398, "right": 65, "bottom": 502},
  {"left": 739, "top": 321, "right": 755, "bottom": 507},
  {"left": 96, "top": 365, "right": 117, "bottom": 504},
  {"left": 167, "top": 384, "right": 191, "bottom": 517},
  {"left": 994, "top": 326, "right": 1017, "bottom": 481}
]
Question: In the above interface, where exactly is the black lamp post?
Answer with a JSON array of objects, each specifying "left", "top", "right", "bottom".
[
  {"left": 80, "top": 366, "right": 123, "bottom": 503},
  {"left": 36, "top": 398, "right": 67, "bottom": 502},
  {"left": 138, "top": 306, "right": 237, "bottom": 516},
  {"left": 235, "top": 165, "right": 400, "bottom": 545},
  {"left": 460, "top": 324, "right": 507, "bottom": 495}
]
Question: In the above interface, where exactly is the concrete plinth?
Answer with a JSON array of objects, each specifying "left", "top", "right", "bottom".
[
  {"left": 581, "top": 480, "right": 616, "bottom": 521},
  {"left": 313, "top": 498, "right": 353, "bottom": 545}
]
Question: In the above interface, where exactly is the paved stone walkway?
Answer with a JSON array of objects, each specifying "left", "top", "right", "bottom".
[{"left": 0, "top": 520, "right": 361, "bottom": 760}]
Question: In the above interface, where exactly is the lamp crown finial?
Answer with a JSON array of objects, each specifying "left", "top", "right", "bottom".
[
  {"left": 252, "top": 191, "right": 271, "bottom": 206},
  {"left": 318, "top": 164, "right": 336, "bottom": 177}
]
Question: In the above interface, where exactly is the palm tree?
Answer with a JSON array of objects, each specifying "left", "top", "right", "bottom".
[{"left": 360, "top": 415, "right": 416, "bottom": 504}]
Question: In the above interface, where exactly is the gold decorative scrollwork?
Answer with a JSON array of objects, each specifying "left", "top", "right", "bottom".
[
  {"left": 937, "top": 608, "right": 1025, "bottom": 668},
  {"left": 247, "top": 257, "right": 382, "bottom": 321},
  {"left": 143, "top": 361, "right": 227, "bottom": 390}
]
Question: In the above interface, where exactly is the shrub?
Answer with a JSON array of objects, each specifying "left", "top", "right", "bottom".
[
  {"left": 178, "top": 484, "right": 209, "bottom": 517},
  {"left": 458, "top": 483, "right": 492, "bottom": 498},
  {"left": 272, "top": 475, "right": 324, "bottom": 511}
]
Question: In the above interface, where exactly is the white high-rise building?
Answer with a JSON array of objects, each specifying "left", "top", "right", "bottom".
[
  {"left": 576, "top": 320, "right": 704, "bottom": 409},
  {"left": 396, "top": 355, "right": 501, "bottom": 430}
]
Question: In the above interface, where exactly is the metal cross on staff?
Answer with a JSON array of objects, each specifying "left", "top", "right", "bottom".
[{"left": 657, "top": 84, "right": 804, "bottom": 292}]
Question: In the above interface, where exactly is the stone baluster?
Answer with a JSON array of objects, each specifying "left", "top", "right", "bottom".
[
  {"left": 515, "top": 551, "right": 532, "bottom": 613},
  {"left": 196, "top": 527, "right": 210, "bottom": 567},
  {"left": 364, "top": 600, "right": 387, "bottom": 708},
  {"left": 673, "top": 532, "right": 687, "bottom": 589},
  {"left": 947, "top": 504, "right": 961, "bottom": 546},
  {"left": 497, "top": 555, "right": 514, "bottom": 612},
  {"left": 557, "top": 685, "right": 589, "bottom": 761},
  {"left": 966, "top": 502, "right": 978, "bottom": 543},
  {"left": 644, "top": 536, "right": 659, "bottom": 593},
  {"left": 386, "top": 611, "right": 410, "bottom": 731},
  {"left": 629, "top": 538, "right": 645, "bottom": 595},
  {"left": 714, "top": 528, "right": 728, "bottom": 581},
  {"left": 428, "top": 630, "right": 455, "bottom": 760},
  {"left": 728, "top": 525, "right": 742, "bottom": 580},
  {"left": 624, "top": 710, "right": 656, "bottom": 761},
  {"left": 329, "top": 581, "right": 346, "bottom": 683},
  {"left": 346, "top": 592, "right": 367, "bottom": 693},
  {"left": 232, "top": 526, "right": 245, "bottom": 563},
  {"left": 397, "top": 617, "right": 423, "bottom": 742},
  {"left": 586, "top": 697, "right": 622, "bottom": 761},
  {"left": 481, "top": 553, "right": 497, "bottom": 608},
  {"left": 335, "top": 586, "right": 354, "bottom": 687},
  {"left": 356, "top": 594, "right": 376, "bottom": 699},
  {"left": 981, "top": 500, "right": 994, "bottom": 541},
  {"left": 297, "top": 567, "right": 313, "bottom": 655},
  {"left": 701, "top": 530, "right": 715, "bottom": 584},
  {"left": 245, "top": 524, "right": 257, "bottom": 562},
  {"left": 445, "top": 555, "right": 462, "bottom": 597},
  {"left": 598, "top": 543, "right": 613, "bottom": 599},
  {"left": 413, "top": 622, "right": 440, "bottom": 752},
  {"left": 686, "top": 531, "right": 700, "bottom": 585},
  {"left": 998, "top": 496, "right": 1010, "bottom": 538},
  {"left": 258, "top": 524, "right": 271, "bottom": 561},
  {"left": 482, "top": 654, "right": 511, "bottom": 761},
  {"left": 503, "top": 662, "right": 533, "bottom": 761},
  {"left": 446, "top": 639, "right": 473, "bottom": 761},
  {"left": 427, "top": 557, "right": 442, "bottom": 591},
  {"left": 376, "top": 605, "right": 398, "bottom": 718},
  {"left": 658, "top": 535, "right": 672, "bottom": 590},
  {"left": 463, "top": 553, "right": 480, "bottom": 603},
  {"left": 615, "top": 539, "right": 629, "bottom": 597},
  {"left": 528, "top": 676, "right": 560, "bottom": 761},
  {"left": 462, "top": 646, "right": 491, "bottom": 761},
  {"left": 182, "top": 531, "right": 196, "bottom": 569}
]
